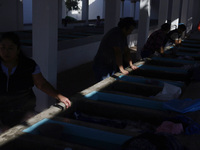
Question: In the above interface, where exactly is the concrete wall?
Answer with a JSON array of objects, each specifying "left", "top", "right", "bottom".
[
  {"left": 57, "top": 42, "right": 100, "bottom": 72},
  {"left": 23, "top": 0, "right": 32, "bottom": 24},
  {"left": 88, "top": 0, "right": 104, "bottom": 19},
  {"left": 192, "top": 0, "right": 200, "bottom": 29},
  {"left": 123, "top": 1, "right": 140, "bottom": 20},
  {"left": 150, "top": 0, "right": 159, "bottom": 20}
]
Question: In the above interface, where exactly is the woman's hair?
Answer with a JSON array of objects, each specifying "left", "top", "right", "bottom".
[
  {"left": 161, "top": 23, "right": 170, "bottom": 31},
  {"left": 0, "top": 32, "right": 25, "bottom": 59},
  {"left": 118, "top": 17, "right": 136, "bottom": 30},
  {"left": 0, "top": 32, "right": 21, "bottom": 49},
  {"left": 178, "top": 23, "right": 186, "bottom": 31}
]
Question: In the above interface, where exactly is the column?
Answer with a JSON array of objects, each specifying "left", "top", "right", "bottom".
[
  {"left": 130, "top": 0, "right": 135, "bottom": 19},
  {"left": 121, "top": 0, "right": 125, "bottom": 18},
  {"left": 180, "top": 0, "right": 188, "bottom": 36},
  {"left": 186, "top": 0, "right": 194, "bottom": 32},
  {"left": 17, "top": 0, "right": 24, "bottom": 30},
  {"left": 82, "top": 0, "right": 89, "bottom": 25},
  {"left": 192, "top": 0, "right": 200, "bottom": 28},
  {"left": 102, "top": 0, "right": 105, "bottom": 18},
  {"left": 180, "top": 0, "right": 188, "bottom": 25},
  {"left": 58, "top": 0, "right": 63, "bottom": 28},
  {"left": 32, "top": 0, "right": 58, "bottom": 112},
  {"left": 104, "top": 0, "right": 121, "bottom": 33},
  {"left": 137, "top": 0, "right": 150, "bottom": 60},
  {"left": 170, "top": 0, "right": 181, "bottom": 30},
  {"left": 158, "top": 0, "right": 169, "bottom": 27},
  {"left": 131, "top": 0, "right": 138, "bottom": 19}
]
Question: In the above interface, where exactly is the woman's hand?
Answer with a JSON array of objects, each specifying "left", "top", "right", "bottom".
[
  {"left": 33, "top": 73, "right": 72, "bottom": 109},
  {"left": 120, "top": 68, "right": 129, "bottom": 75},
  {"left": 57, "top": 94, "right": 72, "bottom": 108},
  {"left": 130, "top": 65, "right": 138, "bottom": 70}
]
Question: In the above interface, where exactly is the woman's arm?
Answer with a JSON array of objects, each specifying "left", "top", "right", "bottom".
[
  {"left": 113, "top": 47, "right": 129, "bottom": 74},
  {"left": 32, "top": 73, "right": 71, "bottom": 108},
  {"left": 124, "top": 47, "right": 138, "bottom": 70}
]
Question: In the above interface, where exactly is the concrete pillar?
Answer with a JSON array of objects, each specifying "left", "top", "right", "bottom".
[
  {"left": 130, "top": 0, "right": 139, "bottom": 19},
  {"left": 23, "top": 0, "right": 32, "bottom": 24},
  {"left": 32, "top": 0, "right": 58, "bottom": 112},
  {"left": 158, "top": 0, "right": 169, "bottom": 27},
  {"left": 17, "top": 0, "right": 24, "bottom": 30},
  {"left": 134, "top": 2, "right": 137, "bottom": 19},
  {"left": 82, "top": 0, "right": 89, "bottom": 25},
  {"left": 137, "top": 0, "right": 150, "bottom": 60},
  {"left": 58, "top": 0, "right": 63, "bottom": 28},
  {"left": 186, "top": 0, "right": 194, "bottom": 32},
  {"left": 180, "top": 0, "right": 188, "bottom": 37},
  {"left": 170, "top": 0, "right": 181, "bottom": 30},
  {"left": 180, "top": 0, "right": 188, "bottom": 25},
  {"left": 104, "top": 0, "right": 121, "bottom": 33},
  {"left": 121, "top": 0, "right": 125, "bottom": 18},
  {"left": 62, "top": 0, "right": 67, "bottom": 18},
  {"left": 130, "top": 1, "right": 137, "bottom": 19},
  {"left": 102, "top": 0, "right": 106, "bottom": 19},
  {"left": 180, "top": 0, "right": 189, "bottom": 25},
  {"left": 192, "top": 0, "right": 200, "bottom": 28}
]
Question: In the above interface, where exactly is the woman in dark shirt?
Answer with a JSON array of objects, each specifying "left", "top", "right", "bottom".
[
  {"left": 141, "top": 23, "right": 170, "bottom": 58},
  {"left": 0, "top": 32, "right": 71, "bottom": 131},
  {"left": 93, "top": 17, "right": 138, "bottom": 82},
  {"left": 165, "top": 23, "right": 186, "bottom": 47}
]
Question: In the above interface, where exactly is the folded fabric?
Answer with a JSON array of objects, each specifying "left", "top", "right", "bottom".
[
  {"left": 74, "top": 111, "right": 126, "bottom": 128},
  {"left": 163, "top": 98, "right": 200, "bottom": 113},
  {"left": 152, "top": 83, "right": 182, "bottom": 101},
  {"left": 121, "top": 132, "right": 185, "bottom": 150},
  {"left": 156, "top": 121, "right": 184, "bottom": 135},
  {"left": 169, "top": 115, "right": 200, "bottom": 135}
]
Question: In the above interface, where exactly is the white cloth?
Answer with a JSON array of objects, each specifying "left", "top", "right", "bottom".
[{"left": 152, "top": 83, "right": 182, "bottom": 101}]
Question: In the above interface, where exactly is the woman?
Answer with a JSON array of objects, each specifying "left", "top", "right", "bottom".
[
  {"left": 0, "top": 32, "right": 71, "bottom": 130},
  {"left": 140, "top": 23, "right": 170, "bottom": 58},
  {"left": 93, "top": 17, "right": 138, "bottom": 82}
]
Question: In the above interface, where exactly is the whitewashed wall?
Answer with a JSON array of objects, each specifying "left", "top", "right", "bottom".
[
  {"left": 23, "top": 0, "right": 32, "bottom": 24},
  {"left": 57, "top": 42, "right": 100, "bottom": 72}
]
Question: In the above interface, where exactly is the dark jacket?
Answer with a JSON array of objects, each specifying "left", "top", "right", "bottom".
[{"left": 0, "top": 55, "right": 36, "bottom": 95}]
